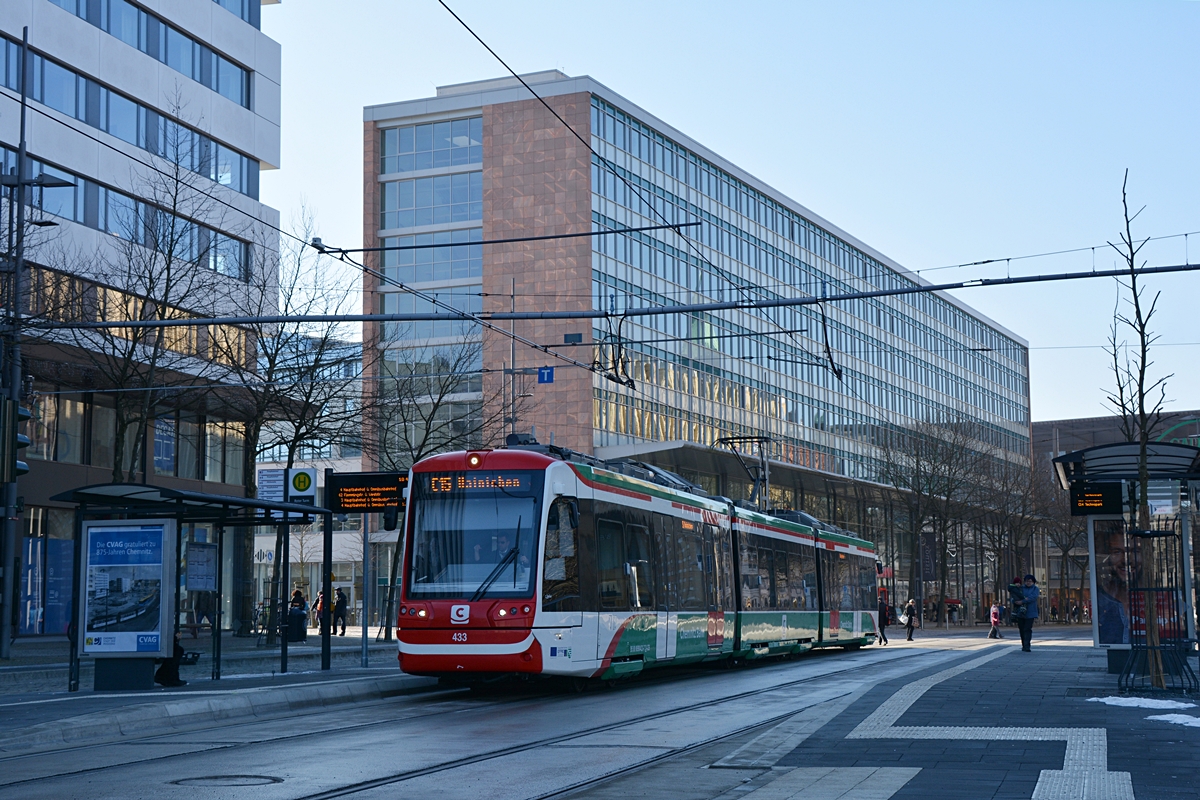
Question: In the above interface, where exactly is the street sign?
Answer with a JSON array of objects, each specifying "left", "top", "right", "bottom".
[
  {"left": 326, "top": 471, "right": 409, "bottom": 514},
  {"left": 537, "top": 366, "right": 554, "bottom": 384}
]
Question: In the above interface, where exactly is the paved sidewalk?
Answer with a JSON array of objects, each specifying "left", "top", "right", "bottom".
[
  {"left": 0, "top": 626, "right": 432, "bottom": 753},
  {"left": 775, "top": 629, "right": 1200, "bottom": 800},
  {"left": 0, "top": 626, "right": 400, "bottom": 693}
]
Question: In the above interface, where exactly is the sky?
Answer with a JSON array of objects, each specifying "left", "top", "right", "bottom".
[{"left": 259, "top": 1, "right": 1200, "bottom": 424}]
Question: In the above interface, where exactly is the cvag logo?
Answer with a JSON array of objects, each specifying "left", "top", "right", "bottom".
[
  {"left": 136, "top": 634, "right": 160, "bottom": 652},
  {"left": 450, "top": 605, "right": 470, "bottom": 624}
]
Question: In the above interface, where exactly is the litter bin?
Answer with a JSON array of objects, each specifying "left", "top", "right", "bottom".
[{"left": 287, "top": 609, "right": 308, "bottom": 642}]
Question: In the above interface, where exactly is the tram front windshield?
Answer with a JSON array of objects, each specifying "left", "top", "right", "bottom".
[{"left": 407, "top": 470, "right": 543, "bottom": 599}]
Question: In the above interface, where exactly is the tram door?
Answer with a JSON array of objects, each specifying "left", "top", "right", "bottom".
[
  {"left": 595, "top": 515, "right": 655, "bottom": 659},
  {"left": 654, "top": 514, "right": 677, "bottom": 661}
]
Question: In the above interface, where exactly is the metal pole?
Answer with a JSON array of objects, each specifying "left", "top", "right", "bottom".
[
  {"left": 212, "top": 523, "right": 224, "bottom": 681},
  {"left": 68, "top": 503, "right": 84, "bottom": 691},
  {"left": 280, "top": 519, "right": 289, "bottom": 674},
  {"left": 321, "top": 511, "right": 332, "bottom": 670},
  {"left": 0, "top": 28, "right": 30, "bottom": 661},
  {"left": 361, "top": 512, "right": 368, "bottom": 668}
]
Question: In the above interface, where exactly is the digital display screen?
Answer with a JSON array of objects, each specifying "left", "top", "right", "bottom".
[
  {"left": 1070, "top": 482, "right": 1124, "bottom": 516},
  {"left": 424, "top": 472, "right": 531, "bottom": 493},
  {"left": 326, "top": 472, "right": 408, "bottom": 513}
]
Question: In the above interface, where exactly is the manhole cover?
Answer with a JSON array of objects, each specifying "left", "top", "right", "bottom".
[{"left": 172, "top": 776, "right": 283, "bottom": 787}]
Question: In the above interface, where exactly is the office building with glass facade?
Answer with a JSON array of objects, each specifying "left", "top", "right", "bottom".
[
  {"left": 364, "top": 72, "right": 1032, "bottom": 605},
  {"left": 2, "top": 0, "right": 282, "bottom": 637}
]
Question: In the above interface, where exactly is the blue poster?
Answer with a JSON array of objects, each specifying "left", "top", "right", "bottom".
[
  {"left": 45, "top": 539, "right": 74, "bottom": 636},
  {"left": 83, "top": 524, "right": 166, "bottom": 655}
]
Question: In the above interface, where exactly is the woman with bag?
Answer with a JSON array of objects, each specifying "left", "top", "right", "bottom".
[{"left": 902, "top": 599, "right": 917, "bottom": 641}]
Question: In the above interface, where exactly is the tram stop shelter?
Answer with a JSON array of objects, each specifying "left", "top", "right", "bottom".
[
  {"left": 1053, "top": 442, "right": 1200, "bottom": 691},
  {"left": 52, "top": 483, "right": 334, "bottom": 692}
]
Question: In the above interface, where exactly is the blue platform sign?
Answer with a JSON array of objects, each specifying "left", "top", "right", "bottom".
[{"left": 537, "top": 366, "right": 554, "bottom": 384}]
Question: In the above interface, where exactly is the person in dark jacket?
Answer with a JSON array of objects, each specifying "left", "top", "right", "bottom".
[
  {"left": 333, "top": 588, "right": 348, "bottom": 636},
  {"left": 1007, "top": 577, "right": 1025, "bottom": 625},
  {"left": 903, "top": 599, "right": 917, "bottom": 641},
  {"left": 877, "top": 597, "right": 890, "bottom": 645},
  {"left": 154, "top": 630, "right": 186, "bottom": 687},
  {"left": 1017, "top": 574, "right": 1040, "bottom": 651}
]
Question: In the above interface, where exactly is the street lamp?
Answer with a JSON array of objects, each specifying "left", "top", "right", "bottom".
[{"left": 0, "top": 28, "right": 74, "bottom": 659}]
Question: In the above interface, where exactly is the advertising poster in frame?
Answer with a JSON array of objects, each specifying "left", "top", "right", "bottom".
[{"left": 80, "top": 520, "right": 176, "bottom": 658}]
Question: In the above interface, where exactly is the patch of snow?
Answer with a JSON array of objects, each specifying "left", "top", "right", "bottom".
[
  {"left": 1088, "top": 696, "right": 1197, "bottom": 710},
  {"left": 1146, "top": 713, "right": 1200, "bottom": 728}
]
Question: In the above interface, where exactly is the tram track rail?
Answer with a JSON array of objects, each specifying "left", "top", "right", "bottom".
[
  {"left": 0, "top": 640, "right": 997, "bottom": 796},
  {"left": 293, "top": 647, "right": 955, "bottom": 800}
]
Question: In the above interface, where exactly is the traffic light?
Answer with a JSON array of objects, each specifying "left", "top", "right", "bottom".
[
  {"left": 0, "top": 397, "right": 29, "bottom": 482},
  {"left": 382, "top": 505, "right": 399, "bottom": 531}
]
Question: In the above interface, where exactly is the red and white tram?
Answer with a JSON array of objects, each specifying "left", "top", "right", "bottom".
[{"left": 395, "top": 441, "right": 879, "bottom": 682}]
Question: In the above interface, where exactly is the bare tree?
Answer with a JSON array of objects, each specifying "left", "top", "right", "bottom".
[
  {"left": 877, "top": 414, "right": 986, "bottom": 627},
  {"left": 1104, "top": 171, "right": 1173, "bottom": 687},
  {"left": 209, "top": 211, "right": 366, "bottom": 640},
  {"left": 31, "top": 102, "right": 231, "bottom": 481},
  {"left": 366, "top": 331, "right": 524, "bottom": 639}
]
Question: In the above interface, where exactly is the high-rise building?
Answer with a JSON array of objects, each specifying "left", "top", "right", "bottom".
[
  {"left": 363, "top": 72, "right": 1032, "bottom": 602},
  {"left": 1, "top": 0, "right": 281, "bottom": 636}
]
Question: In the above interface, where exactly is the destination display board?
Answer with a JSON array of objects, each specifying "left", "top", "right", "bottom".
[
  {"left": 326, "top": 471, "right": 409, "bottom": 513},
  {"left": 423, "top": 471, "right": 531, "bottom": 493},
  {"left": 1070, "top": 482, "right": 1124, "bottom": 516}
]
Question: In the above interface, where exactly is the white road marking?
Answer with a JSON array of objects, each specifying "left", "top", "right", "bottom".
[
  {"left": 738, "top": 767, "right": 921, "bottom": 799},
  {"left": 712, "top": 687, "right": 868, "bottom": 769},
  {"left": 847, "top": 648, "right": 1136, "bottom": 800}
]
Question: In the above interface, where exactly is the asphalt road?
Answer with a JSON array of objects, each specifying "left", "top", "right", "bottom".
[{"left": 0, "top": 629, "right": 1193, "bottom": 800}]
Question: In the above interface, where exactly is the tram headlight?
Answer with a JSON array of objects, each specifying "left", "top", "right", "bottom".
[
  {"left": 498, "top": 608, "right": 507, "bottom": 616},
  {"left": 467, "top": 453, "right": 482, "bottom": 468},
  {"left": 522, "top": 606, "right": 530, "bottom": 614},
  {"left": 417, "top": 609, "right": 426, "bottom": 618},
  {"left": 399, "top": 606, "right": 407, "bottom": 616}
]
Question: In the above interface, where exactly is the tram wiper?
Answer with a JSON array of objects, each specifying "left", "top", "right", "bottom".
[{"left": 471, "top": 516, "right": 522, "bottom": 602}]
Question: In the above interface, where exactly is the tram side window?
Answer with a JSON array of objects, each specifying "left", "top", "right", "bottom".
[
  {"left": 675, "top": 524, "right": 706, "bottom": 611},
  {"left": 836, "top": 554, "right": 855, "bottom": 610},
  {"left": 757, "top": 543, "right": 776, "bottom": 608},
  {"left": 786, "top": 543, "right": 809, "bottom": 609},
  {"left": 712, "top": 526, "right": 734, "bottom": 611},
  {"left": 858, "top": 556, "right": 877, "bottom": 609},
  {"left": 773, "top": 544, "right": 789, "bottom": 610},
  {"left": 801, "top": 547, "right": 818, "bottom": 611},
  {"left": 626, "top": 524, "right": 655, "bottom": 609},
  {"left": 653, "top": 515, "right": 673, "bottom": 611},
  {"left": 597, "top": 518, "right": 626, "bottom": 610},
  {"left": 740, "top": 536, "right": 758, "bottom": 609},
  {"left": 542, "top": 498, "right": 580, "bottom": 612}
]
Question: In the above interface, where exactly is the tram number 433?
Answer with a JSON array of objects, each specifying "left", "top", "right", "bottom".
[{"left": 452, "top": 632, "right": 468, "bottom": 642}]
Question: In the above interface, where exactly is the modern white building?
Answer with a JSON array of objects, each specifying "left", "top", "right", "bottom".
[{"left": 1, "top": 0, "right": 282, "bottom": 636}]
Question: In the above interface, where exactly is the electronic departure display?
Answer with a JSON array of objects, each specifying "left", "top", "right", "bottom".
[
  {"left": 424, "top": 472, "right": 530, "bottom": 493},
  {"left": 1069, "top": 482, "right": 1124, "bottom": 516},
  {"left": 326, "top": 472, "right": 408, "bottom": 513}
]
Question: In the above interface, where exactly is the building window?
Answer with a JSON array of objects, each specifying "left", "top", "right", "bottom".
[
  {"left": 380, "top": 173, "right": 482, "bottom": 229},
  {"left": 0, "top": 144, "right": 253, "bottom": 282},
  {"left": 380, "top": 287, "right": 482, "bottom": 340},
  {"left": 46, "top": 0, "right": 251, "bottom": 108},
  {"left": 383, "top": 228, "right": 482, "bottom": 283},
  {"left": 381, "top": 117, "right": 482, "bottom": 173},
  {"left": 0, "top": 37, "right": 259, "bottom": 199}
]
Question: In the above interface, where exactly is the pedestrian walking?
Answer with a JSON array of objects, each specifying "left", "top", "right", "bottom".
[
  {"left": 313, "top": 591, "right": 328, "bottom": 633},
  {"left": 988, "top": 602, "right": 1003, "bottom": 639},
  {"left": 1016, "top": 574, "right": 1040, "bottom": 652},
  {"left": 902, "top": 599, "right": 917, "bottom": 641},
  {"left": 1051, "top": 604, "right": 1059, "bottom": 623},
  {"left": 877, "top": 597, "right": 890, "bottom": 645},
  {"left": 334, "top": 587, "right": 348, "bottom": 636}
]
